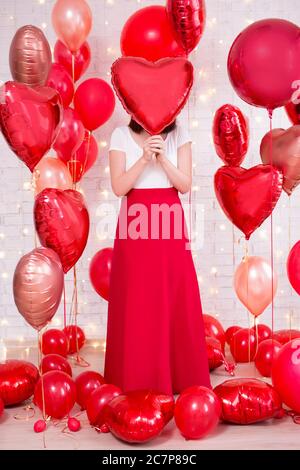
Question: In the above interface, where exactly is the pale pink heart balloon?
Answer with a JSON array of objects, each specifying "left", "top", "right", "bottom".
[
  {"left": 13, "top": 247, "right": 64, "bottom": 330},
  {"left": 260, "top": 125, "right": 300, "bottom": 195},
  {"left": 234, "top": 256, "right": 277, "bottom": 317}
]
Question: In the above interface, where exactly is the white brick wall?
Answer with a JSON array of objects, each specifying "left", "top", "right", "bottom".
[{"left": 1, "top": 0, "right": 300, "bottom": 341}]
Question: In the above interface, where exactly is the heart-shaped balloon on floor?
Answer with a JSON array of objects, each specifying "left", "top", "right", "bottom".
[
  {"left": 260, "top": 126, "right": 300, "bottom": 195},
  {"left": 0, "top": 360, "right": 39, "bottom": 406},
  {"left": 34, "top": 188, "right": 90, "bottom": 273},
  {"left": 214, "top": 164, "right": 283, "bottom": 239},
  {"left": 111, "top": 57, "right": 193, "bottom": 134},
  {"left": 0, "top": 82, "right": 62, "bottom": 172}
]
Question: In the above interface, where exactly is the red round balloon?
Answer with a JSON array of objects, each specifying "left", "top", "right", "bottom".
[
  {"left": 272, "top": 339, "right": 300, "bottom": 412},
  {"left": 167, "top": 0, "right": 206, "bottom": 54},
  {"left": 40, "top": 329, "right": 69, "bottom": 357},
  {"left": 89, "top": 248, "right": 113, "bottom": 301},
  {"left": 53, "top": 107, "right": 85, "bottom": 162},
  {"left": 213, "top": 104, "right": 249, "bottom": 166},
  {"left": 40, "top": 354, "right": 72, "bottom": 377},
  {"left": 106, "top": 391, "right": 166, "bottom": 443},
  {"left": 34, "top": 371, "right": 76, "bottom": 419},
  {"left": 285, "top": 102, "right": 300, "bottom": 125},
  {"left": 75, "top": 371, "right": 106, "bottom": 410},
  {"left": 46, "top": 63, "right": 74, "bottom": 108},
  {"left": 54, "top": 40, "right": 91, "bottom": 82},
  {"left": 230, "top": 328, "right": 256, "bottom": 363},
  {"left": 0, "top": 82, "right": 62, "bottom": 172},
  {"left": 287, "top": 241, "right": 300, "bottom": 295},
  {"left": 228, "top": 19, "right": 300, "bottom": 110},
  {"left": 61, "top": 130, "right": 98, "bottom": 183},
  {"left": 254, "top": 339, "right": 281, "bottom": 377},
  {"left": 206, "top": 337, "right": 235, "bottom": 375},
  {"left": 63, "top": 325, "right": 85, "bottom": 354},
  {"left": 214, "top": 378, "right": 282, "bottom": 424},
  {"left": 273, "top": 329, "right": 300, "bottom": 345},
  {"left": 34, "top": 188, "right": 90, "bottom": 273},
  {"left": 174, "top": 386, "right": 221, "bottom": 439},
  {"left": 225, "top": 326, "right": 241, "bottom": 345},
  {"left": 203, "top": 314, "right": 225, "bottom": 350},
  {"left": 251, "top": 324, "right": 272, "bottom": 343},
  {"left": 0, "top": 360, "right": 39, "bottom": 406},
  {"left": 86, "top": 384, "right": 122, "bottom": 428},
  {"left": 214, "top": 164, "right": 283, "bottom": 240},
  {"left": 121, "top": 5, "right": 185, "bottom": 62},
  {"left": 74, "top": 78, "right": 115, "bottom": 131}
]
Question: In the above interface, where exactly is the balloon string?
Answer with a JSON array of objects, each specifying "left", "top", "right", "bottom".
[
  {"left": 288, "top": 196, "right": 293, "bottom": 334},
  {"left": 63, "top": 280, "right": 67, "bottom": 329},
  {"left": 38, "top": 329, "right": 47, "bottom": 449},
  {"left": 81, "top": 130, "right": 92, "bottom": 182},
  {"left": 244, "top": 243, "right": 251, "bottom": 363},
  {"left": 268, "top": 110, "right": 275, "bottom": 336},
  {"left": 71, "top": 53, "right": 75, "bottom": 94}
]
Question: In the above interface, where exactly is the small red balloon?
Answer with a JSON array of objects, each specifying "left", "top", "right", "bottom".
[
  {"left": 61, "top": 130, "right": 98, "bottom": 183},
  {"left": 75, "top": 371, "right": 106, "bottom": 410},
  {"left": 121, "top": 5, "right": 185, "bottom": 62},
  {"left": 40, "top": 329, "right": 69, "bottom": 357},
  {"left": 34, "top": 419, "right": 47, "bottom": 433},
  {"left": 63, "top": 325, "right": 85, "bottom": 354},
  {"left": 74, "top": 78, "right": 115, "bottom": 131},
  {"left": 86, "top": 384, "right": 122, "bottom": 428},
  {"left": 203, "top": 314, "right": 225, "bottom": 350},
  {"left": 254, "top": 339, "right": 281, "bottom": 377},
  {"left": 174, "top": 386, "right": 221, "bottom": 440},
  {"left": 34, "top": 371, "right": 76, "bottom": 419},
  {"left": 225, "top": 326, "right": 241, "bottom": 345},
  {"left": 40, "top": 354, "right": 72, "bottom": 376},
  {"left": 0, "top": 360, "right": 39, "bottom": 406},
  {"left": 251, "top": 324, "right": 272, "bottom": 343},
  {"left": 46, "top": 63, "right": 74, "bottom": 108},
  {"left": 287, "top": 241, "right": 300, "bottom": 295},
  {"left": 89, "top": 248, "right": 113, "bottom": 301},
  {"left": 53, "top": 107, "right": 85, "bottom": 162},
  {"left": 68, "top": 417, "right": 81, "bottom": 432},
  {"left": 230, "top": 328, "right": 256, "bottom": 363},
  {"left": 54, "top": 40, "right": 91, "bottom": 82},
  {"left": 273, "top": 329, "right": 300, "bottom": 345}
]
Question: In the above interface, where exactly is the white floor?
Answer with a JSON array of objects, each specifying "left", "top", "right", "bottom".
[{"left": 0, "top": 343, "right": 299, "bottom": 450}]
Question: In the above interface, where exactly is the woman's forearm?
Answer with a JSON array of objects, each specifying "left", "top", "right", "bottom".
[
  {"left": 111, "top": 156, "right": 148, "bottom": 197},
  {"left": 158, "top": 156, "right": 192, "bottom": 194}
]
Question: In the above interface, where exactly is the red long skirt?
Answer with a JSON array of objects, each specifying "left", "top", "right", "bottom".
[{"left": 104, "top": 188, "right": 210, "bottom": 395}]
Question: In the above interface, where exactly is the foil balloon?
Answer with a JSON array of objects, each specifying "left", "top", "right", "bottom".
[
  {"left": 75, "top": 371, "right": 106, "bottom": 410},
  {"left": 46, "top": 63, "right": 74, "bottom": 108},
  {"left": 89, "top": 248, "right": 113, "bottom": 302},
  {"left": 234, "top": 256, "right": 278, "bottom": 318},
  {"left": 34, "top": 371, "right": 76, "bottom": 419},
  {"left": 273, "top": 329, "right": 300, "bottom": 345},
  {"left": 214, "top": 378, "right": 282, "bottom": 424},
  {"left": 40, "top": 329, "right": 69, "bottom": 357},
  {"left": 213, "top": 104, "right": 249, "bottom": 166},
  {"left": 86, "top": 384, "right": 123, "bottom": 429},
  {"left": 0, "top": 82, "right": 62, "bottom": 172},
  {"left": 260, "top": 126, "right": 300, "bottom": 195},
  {"left": 0, "top": 360, "right": 39, "bottom": 406},
  {"left": 13, "top": 248, "right": 64, "bottom": 331},
  {"left": 174, "top": 386, "right": 221, "bottom": 439},
  {"left": 63, "top": 325, "right": 85, "bottom": 354},
  {"left": 111, "top": 57, "right": 193, "bottom": 135},
  {"left": 34, "top": 157, "right": 73, "bottom": 194},
  {"left": 40, "top": 354, "right": 72, "bottom": 377},
  {"left": 167, "top": 0, "right": 206, "bottom": 54},
  {"left": 214, "top": 165, "right": 283, "bottom": 240},
  {"left": 120, "top": 5, "right": 185, "bottom": 62},
  {"left": 53, "top": 107, "right": 85, "bottom": 162},
  {"left": 287, "top": 241, "right": 300, "bottom": 295},
  {"left": 272, "top": 339, "right": 300, "bottom": 413},
  {"left": 227, "top": 19, "right": 300, "bottom": 110},
  {"left": 106, "top": 390, "right": 166, "bottom": 443},
  {"left": 51, "top": 0, "right": 92, "bottom": 53},
  {"left": 203, "top": 314, "right": 226, "bottom": 350},
  {"left": 34, "top": 188, "right": 90, "bottom": 273},
  {"left": 254, "top": 339, "right": 282, "bottom": 377},
  {"left": 9, "top": 25, "right": 51, "bottom": 87},
  {"left": 54, "top": 40, "right": 91, "bottom": 82},
  {"left": 230, "top": 328, "right": 257, "bottom": 363},
  {"left": 206, "top": 337, "right": 235, "bottom": 375}
]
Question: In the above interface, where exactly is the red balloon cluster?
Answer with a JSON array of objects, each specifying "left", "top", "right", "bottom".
[{"left": 0, "top": 360, "right": 39, "bottom": 406}]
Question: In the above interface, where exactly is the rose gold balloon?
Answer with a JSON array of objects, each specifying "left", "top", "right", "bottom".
[
  {"left": 260, "top": 125, "right": 300, "bottom": 195},
  {"left": 234, "top": 256, "right": 277, "bottom": 317},
  {"left": 52, "top": 0, "right": 92, "bottom": 53},
  {"left": 13, "top": 248, "right": 64, "bottom": 331},
  {"left": 34, "top": 156, "right": 73, "bottom": 195},
  {"left": 9, "top": 25, "right": 51, "bottom": 87}
]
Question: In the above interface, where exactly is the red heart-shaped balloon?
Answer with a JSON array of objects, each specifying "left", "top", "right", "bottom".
[
  {"left": 214, "top": 164, "right": 283, "bottom": 239},
  {"left": 34, "top": 189, "right": 89, "bottom": 273},
  {"left": 0, "top": 82, "right": 62, "bottom": 172},
  {"left": 111, "top": 57, "right": 193, "bottom": 135},
  {"left": 0, "top": 360, "right": 39, "bottom": 406}
]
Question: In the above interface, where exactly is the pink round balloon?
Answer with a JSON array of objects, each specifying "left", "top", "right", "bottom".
[
  {"left": 234, "top": 256, "right": 277, "bottom": 317},
  {"left": 34, "top": 157, "right": 73, "bottom": 194},
  {"left": 51, "top": 0, "right": 92, "bottom": 53},
  {"left": 13, "top": 248, "right": 64, "bottom": 330}
]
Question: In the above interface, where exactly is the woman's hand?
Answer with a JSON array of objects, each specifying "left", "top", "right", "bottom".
[{"left": 142, "top": 135, "right": 166, "bottom": 162}]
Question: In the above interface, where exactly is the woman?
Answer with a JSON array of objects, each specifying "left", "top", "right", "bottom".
[{"left": 104, "top": 119, "right": 210, "bottom": 395}]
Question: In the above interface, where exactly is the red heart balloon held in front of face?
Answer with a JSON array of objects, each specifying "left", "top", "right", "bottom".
[
  {"left": 214, "top": 164, "right": 283, "bottom": 239},
  {"left": 0, "top": 82, "right": 62, "bottom": 171},
  {"left": 111, "top": 57, "right": 194, "bottom": 135},
  {"left": 34, "top": 188, "right": 90, "bottom": 273},
  {"left": 0, "top": 360, "right": 39, "bottom": 406}
]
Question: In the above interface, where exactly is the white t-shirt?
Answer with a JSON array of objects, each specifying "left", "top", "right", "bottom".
[{"left": 109, "top": 125, "right": 191, "bottom": 189}]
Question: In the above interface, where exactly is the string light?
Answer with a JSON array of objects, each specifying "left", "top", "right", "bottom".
[
  {"left": 0, "top": 252, "right": 5, "bottom": 259},
  {"left": 1, "top": 273, "right": 8, "bottom": 279},
  {"left": 41, "top": 22, "right": 47, "bottom": 29},
  {"left": 99, "top": 141, "right": 108, "bottom": 148}
]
